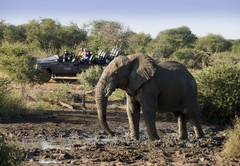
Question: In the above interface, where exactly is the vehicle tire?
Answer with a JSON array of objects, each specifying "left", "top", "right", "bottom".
[{"left": 44, "top": 70, "right": 52, "bottom": 82}]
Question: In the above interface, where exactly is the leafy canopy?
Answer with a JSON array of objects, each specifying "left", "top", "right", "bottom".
[
  {"left": 147, "top": 26, "right": 197, "bottom": 59},
  {"left": 195, "top": 34, "right": 231, "bottom": 53},
  {"left": 0, "top": 42, "right": 46, "bottom": 85}
]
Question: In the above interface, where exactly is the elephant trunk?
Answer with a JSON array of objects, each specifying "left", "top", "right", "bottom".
[{"left": 95, "top": 85, "right": 114, "bottom": 136}]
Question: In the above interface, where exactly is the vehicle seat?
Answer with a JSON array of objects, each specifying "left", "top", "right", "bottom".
[{"left": 88, "top": 54, "right": 95, "bottom": 64}]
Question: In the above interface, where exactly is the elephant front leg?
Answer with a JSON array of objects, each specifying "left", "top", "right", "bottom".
[
  {"left": 126, "top": 95, "right": 140, "bottom": 140},
  {"left": 142, "top": 111, "right": 159, "bottom": 141}
]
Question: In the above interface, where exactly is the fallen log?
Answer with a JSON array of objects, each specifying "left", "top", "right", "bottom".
[{"left": 59, "top": 101, "right": 73, "bottom": 110}]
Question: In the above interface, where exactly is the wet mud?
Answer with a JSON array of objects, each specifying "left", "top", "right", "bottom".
[
  {"left": 1, "top": 107, "right": 239, "bottom": 166},
  {"left": 0, "top": 82, "right": 239, "bottom": 165}
]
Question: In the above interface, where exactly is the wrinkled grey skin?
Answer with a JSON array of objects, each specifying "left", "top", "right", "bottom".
[{"left": 95, "top": 53, "right": 204, "bottom": 141}]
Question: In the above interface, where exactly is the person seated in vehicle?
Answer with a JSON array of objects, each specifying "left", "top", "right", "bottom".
[
  {"left": 78, "top": 47, "right": 87, "bottom": 63},
  {"left": 82, "top": 51, "right": 91, "bottom": 62},
  {"left": 78, "top": 47, "right": 85, "bottom": 59},
  {"left": 60, "top": 49, "right": 72, "bottom": 62}
]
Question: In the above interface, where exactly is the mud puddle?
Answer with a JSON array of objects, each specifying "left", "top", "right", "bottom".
[{"left": 20, "top": 137, "right": 117, "bottom": 150}]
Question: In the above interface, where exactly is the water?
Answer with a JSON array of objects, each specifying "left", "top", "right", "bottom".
[
  {"left": 21, "top": 137, "right": 116, "bottom": 150},
  {"left": 21, "top": 137, "right": 117, "bottom": 164},
  {"left": 38, "top": 160, "right": 61, "bottom": 164}
]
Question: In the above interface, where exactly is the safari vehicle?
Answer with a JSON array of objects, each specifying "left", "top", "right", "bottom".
[{"left": 36, "top": 48, "right": 121, "bottom": 82}]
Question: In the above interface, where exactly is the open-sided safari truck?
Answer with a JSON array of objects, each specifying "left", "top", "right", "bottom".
[{"left": 36, "top": 48, "right": 121, "bottom": 82}]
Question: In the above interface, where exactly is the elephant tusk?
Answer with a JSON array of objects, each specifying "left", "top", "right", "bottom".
[
  {"left": 143, "top": 69, "right": 150, "bottom": 80},
  {"left": 105, "top": 89, "right": 113, "bottom": 97}
]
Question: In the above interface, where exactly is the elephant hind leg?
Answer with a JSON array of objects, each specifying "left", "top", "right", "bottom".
[
  {"left": 185, "top": 110, "right": 204, "bottom": 138},
  {"left": 174, "top": 112, "right": 188, "bottom": 140}
]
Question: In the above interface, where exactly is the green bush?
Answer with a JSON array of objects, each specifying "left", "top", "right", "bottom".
[
  {"left": 0, "top": 42, "right": 46, "bottom": 85},
  {"left": 232, "top": 39, "right": 240, "bottom": 54},
  {"left": 194, "top": 64, "right": 240, "bottom": 123},
  {"left": 0, "top": 131, "right": 26, "bottom": 166},
  {"left": 109, "top": 89, "right": 126, "bottom": 101},
  {"left": 208, "top": 52, "right": 240, "bottom": 66},
  {"left": 170, "top": 48, "right": 208, "bottom": 68},
  {"left": 77, "top": 65, "right": 104, "bottom": 89},
  {"left": 221, "top": 117, "right": 240, "bottom": 158}
]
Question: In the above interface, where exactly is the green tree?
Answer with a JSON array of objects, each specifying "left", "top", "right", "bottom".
[
  {"left": 84, "top": 20, "right": 132, "bottom": 54},
  {"left": 232, "top": 39, "right": 240, "bottom": 54},
  {"left": 59, "top": 22, "right": 87, "bottom": 52},
  {"left": 25, "top": 18, "right": 87, "bottom": 54},
  {"left": 25, "top": 18, "right": 61, "bottom": 53},
  {"left": 195, "top": 34, "right": 231, "bottom": 53},
  {"left": 99, "top": 21, "right": 132, "bottom": 49},
  {"left": 83, "top": 20, "right": 113, "bottom": 52},
  {"left": 126, "top": 32, "right": 152, "bottom": 54},
  {"left": 0, "top": 20, "right": 5, "bottom": 44},
  {"left": 2, "top": 24, "right": 26, "bottom": 44},
  {"left": 0, "top": 42, "right": 46, "bottom": 96},
  {"left": 147, "top": 26, "right": 197, "bottom": 60}
]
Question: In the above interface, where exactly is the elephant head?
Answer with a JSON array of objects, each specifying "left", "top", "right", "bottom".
[{"left": 95, "top": 53, "right": 156, "bottom": 136}]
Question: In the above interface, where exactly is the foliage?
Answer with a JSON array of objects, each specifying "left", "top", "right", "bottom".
[
  {"left": 1, "top": 18, "right": 239, "bottom": 58},
  {"left": 109, "top": 89, "right": 126, "bottom": 101},
  {"left": 0, "top": 78, "right": 28, "bottom": 117},
  {"left": 83, "top": 20, "right": 133, "bottom": 54},
  {"left": 0, "top": 19, "right": 87, "bottom": 55},
  {"left": 98, "top": 21, "right": 132, "bottom": 49},
  {"left": 1, "top": 24, "right": 26, "bottom": 44},
  {"left": 232, "top": 39, "right": 240, "bottom": 54},
  {"left": 126, "top": 32, "right": 152, "bottom": 54},
  {"left": 147, "top": 26, "right": 197, "bottom": 60},
  {"left": 0, "top": 42, "right": 46, "bottom": 85},
  {"left": 170, "top": 48, "right": 210, "bottom": 68},
  {"left": 195, "top": 34, "right": 231, "bottom": 53},
  {"left": 221, "top": 117, "right": 240, "bottom": 158},
  {"left": 0, "top": 20, "right": 4, "bottom": 43},
  {"left": 0, "top": 131, "right": 26, "bottom": 166},
  {"left": 36, "top": 83, "right": 74, "bottom": 108},
  {"left": 194, "top": 64, "right": 240, "bottom": 123},
  {"left": 77, "top": 65, "right": 104, "bottom": 89},
  {"left": 208, "top": 52, "right": 240, "bottom": 66},
  {"left": 82, "top": 20, "right": 113, "bottom": 53}
]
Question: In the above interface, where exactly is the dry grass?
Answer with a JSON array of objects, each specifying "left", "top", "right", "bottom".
[{"left": 221, "top": 117, "right": 240, "bottom": 158}]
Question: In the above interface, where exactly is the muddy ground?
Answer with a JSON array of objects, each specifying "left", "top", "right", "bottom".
[{"left": 0, "top": 81, "right": 239, "bottom": 166}]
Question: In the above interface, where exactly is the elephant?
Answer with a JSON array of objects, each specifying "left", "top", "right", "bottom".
[{"left": 95, "top": 53, "right": 204, "bottom": 141}]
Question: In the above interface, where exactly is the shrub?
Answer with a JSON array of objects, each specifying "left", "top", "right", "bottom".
[
  {"left": 0, "top": 131, "right": 26, "bottom": 166},
  {"left": 170, "top": 48, "right": 209, "bottom": 68},
  {"left": 232, "top": 39, "right": 240, "bottom": 54},
  {"left": 208, "top": 52, "right": 240, "bottom": 66},
  {"left": 77, "top": 65, "right": 104, "bottom": 89},
  {"left": 109, "top": 89, "right": 126, "bottom": 101},
  {"left": 221, "top": 117, "right": 240, "bottom": 158},
  {"left": 194, "top": 64, "right": 240, "bottom": 123},
  {"left": 0, "top": 42, "right": 46, "bottom": 85}
]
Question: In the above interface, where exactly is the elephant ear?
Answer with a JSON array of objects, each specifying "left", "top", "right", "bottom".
[{"left": 128, "top": 54, "right": 156, "bottom": 92}]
